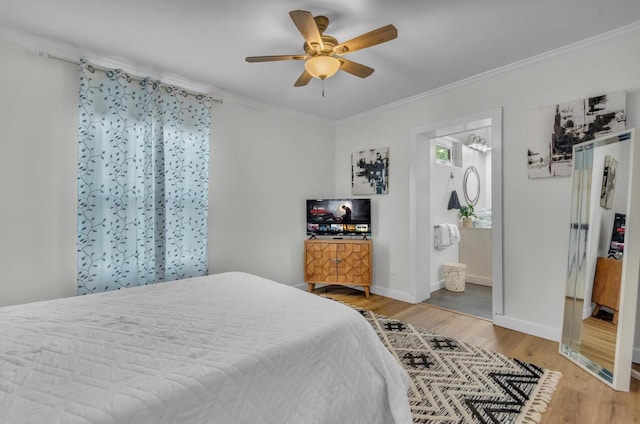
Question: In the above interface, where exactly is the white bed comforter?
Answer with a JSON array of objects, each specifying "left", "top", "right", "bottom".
[{"left": 0, "top": 272, "right": 411, "bottom": 424}]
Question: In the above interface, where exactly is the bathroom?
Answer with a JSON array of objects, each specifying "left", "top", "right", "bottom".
[{"left": 426, "top": 127, "right": 493, "bottom": 319}]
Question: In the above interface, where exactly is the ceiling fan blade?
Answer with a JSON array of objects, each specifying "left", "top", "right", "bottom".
[
  {"left": 289, "top": 10, "right": 324, "bottom": 50},
  {"left": 333, "top": 24, "right": 397, "bottom": 55},
  {"left": 338, "top": 59, "right": 374, "bottom": 78},
  {"left": 246, "top": 55, "right": 306, "bottom": 63},
  {"left": 294, "top": 70, "right": 313, "bottom": 87}
]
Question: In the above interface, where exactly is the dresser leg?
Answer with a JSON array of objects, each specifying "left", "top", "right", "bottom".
[
  {"left": 307, "top": 283, "right": 315, "bottom": 293},
  {"left": 364, "top": 287, "right": 370, "bottom": 298}
]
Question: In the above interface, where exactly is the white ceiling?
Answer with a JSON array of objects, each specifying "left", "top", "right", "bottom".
[{"left": 2, "top": 0, "right": 640, "bottom": 122}]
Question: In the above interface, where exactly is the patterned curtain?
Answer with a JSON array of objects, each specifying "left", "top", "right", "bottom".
[{"left": 77, "top": 60, "right": 211, "bottom": 295}]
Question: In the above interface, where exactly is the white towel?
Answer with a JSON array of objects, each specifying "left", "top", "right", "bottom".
[
  {"left": 434, "top": 224, "right": 451, "bottom": 249},
  {"left": 447, "top": 223, "right": 460, "bottom": 244}
]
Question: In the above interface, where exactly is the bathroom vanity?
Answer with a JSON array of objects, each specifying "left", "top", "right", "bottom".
[{"left": 458, "top": 227, "right": 492, "bottom": 286}]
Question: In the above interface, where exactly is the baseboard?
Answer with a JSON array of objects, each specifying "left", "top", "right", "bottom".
[
  {"left": 493, "top": 314, "right": 561, "bottom": 342},
  {"left": 295, "top": 282, "right": 415, "bottom": 303},
  {"left": 370, "top": 285, "right": 417, "bottom": 303},
  {"left": 430, "top": 279, "right": 446, "bottom": 292},
  {"left": 298, "top": 282, "right": 565, "bottom": 343},
  {"left": 293, "top": 282, "right": 309, "bottom": 291},
  {"left": 582, "top": 304, "right": 594, "bottom": 320},
  {"left": 465, "top": 274, "right": 492, "bottom": 286}
]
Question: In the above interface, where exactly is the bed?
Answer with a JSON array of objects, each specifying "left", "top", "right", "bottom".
[{"left": 0, "top": 272, "right": 411, "bottom": 424}]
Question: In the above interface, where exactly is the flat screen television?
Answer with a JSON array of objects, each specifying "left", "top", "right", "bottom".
[{"left": 306, "top": 198, "right": 371, "bottom": 237}]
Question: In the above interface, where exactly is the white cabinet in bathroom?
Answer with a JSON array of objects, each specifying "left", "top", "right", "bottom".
[{"left": 458, "top": 227, "right": 492, "bottom": 286}]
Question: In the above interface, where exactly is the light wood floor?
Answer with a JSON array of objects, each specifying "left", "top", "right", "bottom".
[
  {"left": 581, "top": 316, "right": 617, "bottom": 372},
  {"left": 314, "top": 286, "right": 640, "bottom": 424}
]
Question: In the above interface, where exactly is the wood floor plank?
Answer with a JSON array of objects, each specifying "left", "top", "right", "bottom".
[{"left": 314, "top": 285, "right": 640, "bottom": 424}]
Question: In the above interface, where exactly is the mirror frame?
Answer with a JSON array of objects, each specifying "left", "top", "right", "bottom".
[
  {"left": 560, "top": 128, "right": 640, "bottom": 391},
  {"left": 463, "top": 165, "right": 480, "bottom": 206}
]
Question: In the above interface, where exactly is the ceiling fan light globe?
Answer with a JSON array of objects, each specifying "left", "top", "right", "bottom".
[{"left": 305, "top": 56, "right": 340, "bottom": 80}]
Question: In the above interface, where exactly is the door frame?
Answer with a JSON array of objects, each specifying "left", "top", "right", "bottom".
[{"left": 408, "top": 108, "right": 503, "bottom": 318}]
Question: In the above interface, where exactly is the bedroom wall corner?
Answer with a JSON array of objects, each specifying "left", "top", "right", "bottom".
[
  {"left": 208, "top": 100, "right": 335, "bottom": 286},
  {"left": 0, "top": 39, "right": 78, "bottom": 306}
]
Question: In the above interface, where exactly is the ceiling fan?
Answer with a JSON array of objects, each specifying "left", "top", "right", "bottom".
[{"left": 245, "top": 10, "right": 398, "bottom": 87}]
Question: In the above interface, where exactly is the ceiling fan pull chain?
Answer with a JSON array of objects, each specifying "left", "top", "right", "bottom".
[{"left": 322, "top": 79, "right": 325, "bottom": 97}]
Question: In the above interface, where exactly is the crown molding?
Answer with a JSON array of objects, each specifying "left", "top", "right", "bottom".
[
  {"left": 0, "top": 25, "right": 333, "bottom": 126},
  {"left": 3, "top": 19, "right": 639, "bottom": 127},
  {"left": 0, "top": 25, "right": 213, "bottom": 94},
  {"left": 337, "top": 20, "right": 640, "bottom": 126}
]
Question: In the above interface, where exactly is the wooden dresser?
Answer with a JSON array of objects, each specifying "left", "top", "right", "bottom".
[
  {"left": 591, "top": 257, "right": 623, "bottom": 324},
  {"left": 304, "top": 239, "right": 372, "bottom": 297}
]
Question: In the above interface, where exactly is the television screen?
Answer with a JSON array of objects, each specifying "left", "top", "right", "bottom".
[{"left": 306, "top": 198, "right": 371, "bottom": 237}]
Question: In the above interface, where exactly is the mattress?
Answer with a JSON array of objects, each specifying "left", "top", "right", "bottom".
[{"left": 0, "top": 272, "right": 411, "bottom": 424}]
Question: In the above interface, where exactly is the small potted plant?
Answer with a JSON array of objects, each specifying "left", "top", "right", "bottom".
[{"left": 459, "top": 204, "right": 476, "bottom": 228}]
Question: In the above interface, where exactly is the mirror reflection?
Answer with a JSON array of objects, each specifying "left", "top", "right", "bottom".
[{"left": 560, "top": 130, "right": 638, "bottom": 391}]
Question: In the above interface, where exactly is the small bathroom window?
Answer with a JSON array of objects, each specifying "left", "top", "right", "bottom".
[{"left": 435, "top": 144, "right": 453, "bottom": 165}]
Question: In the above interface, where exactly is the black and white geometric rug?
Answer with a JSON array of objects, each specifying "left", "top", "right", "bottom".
[{"left": 354, "top": 306, "right": 562, "bottom": 424}]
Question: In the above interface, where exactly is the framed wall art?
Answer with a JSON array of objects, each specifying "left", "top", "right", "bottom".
[
  {"left": 352, "top": 147, "right": 389, "bottom": 195},
  {"left": 600, "top": 154, "right": 617, "bottom": 209},
  {"left": 527, "top": 91, "right": 626, "bottom": 179}
]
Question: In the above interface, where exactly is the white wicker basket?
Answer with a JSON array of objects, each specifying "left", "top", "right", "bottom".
[{"left": 444, "top": 262, "right": 466, "bottom": 292}]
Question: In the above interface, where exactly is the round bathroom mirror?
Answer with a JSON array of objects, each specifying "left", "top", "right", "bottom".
[{"left": 463, "top": 166, "right": 480, "bottom": 206}]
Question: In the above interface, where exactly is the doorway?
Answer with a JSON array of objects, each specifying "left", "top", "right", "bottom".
[
  {"left": 425, "top": 127, "right": 493, "bottom": 319},
  {"left": 408, "top": 108, "right": 503, "bottom": 321}
]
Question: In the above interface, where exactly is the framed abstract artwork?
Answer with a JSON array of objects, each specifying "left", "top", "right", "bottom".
[
  {"left": 352, "top": 147, "right": 389, "bottom": 195},
  {"left": 527, "top": 91, "right": 626, "bottom": 179}
]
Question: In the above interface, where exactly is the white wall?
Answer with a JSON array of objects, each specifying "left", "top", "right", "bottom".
[
  {"left": 334, "top": 29, "right": 640, "bottom": 338},
  {"left": 0, "top": 41, "right": 78, "bottom": 306},
  {"left": 2, "top": 28, "right": 640, "bottom": 351},
  {"left": 207, "top": 100, "right": 335, "bottom": 285},
  {"left": 0, "top": 38, "right": 335, "bottom": 306}
]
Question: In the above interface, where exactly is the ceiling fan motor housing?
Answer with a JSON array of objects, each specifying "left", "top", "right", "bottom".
[{"left": 304, "top": 35, "right": 338, "bottom": 57}]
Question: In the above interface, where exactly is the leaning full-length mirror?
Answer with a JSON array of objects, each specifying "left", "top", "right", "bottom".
[{"left": 560, "top": 129, "right": 640, "bottom": 391}]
